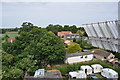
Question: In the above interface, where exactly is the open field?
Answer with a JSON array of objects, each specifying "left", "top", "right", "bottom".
[{"left": 0, "top": 31, "right": 18, "bottom": 39}]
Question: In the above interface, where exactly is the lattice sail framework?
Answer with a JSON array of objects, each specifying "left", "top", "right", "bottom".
[{"left": 83, "top": 20, "right": 120, "bottom": 52}]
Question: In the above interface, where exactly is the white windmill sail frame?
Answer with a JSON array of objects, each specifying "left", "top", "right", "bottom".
[
  {"left": 83, "top": 20, "right": 120, "bottom": 52},
  {"left": 87, "top": 24, "right": 97, "bottom": 37},
  {"left": 99, "top": 23, "right": 111, "bottom": 38},
  {"left": 107, "top": 22, "right": 118, "bottom": 39},
  {"left": 84, "top": 26, "right": 92, "bottom": 37},
  {"left": 92, "top": 24, "right": 104, "bottom": 38}
]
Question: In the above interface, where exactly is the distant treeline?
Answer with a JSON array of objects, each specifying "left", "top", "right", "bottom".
[
  {"left": 1, "top": 23, "right": 87, "bottom": 36},
  {"left": 0, "top": 27, "right": 19, "bottom": 34}
]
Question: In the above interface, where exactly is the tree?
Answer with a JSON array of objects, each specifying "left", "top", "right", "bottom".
[
  {"left": 69, "top": 25, "right": 77, "bottom": 33},
  {"left": 2, "top": 29, "right": 6, "bottom": 34},
  {"left": 46, "top": 24, "right": 63, "bottom": 35},
  {"left": 63, "top": 25, "right": 70, "bottom": 31},
  {"left": 2, "top": 50, "right": 37, "bottom": 79},
  {"left": 18, "top": 22, "right": 38, "bottom": 34},
  {"left": 67, "top": 42, "right": 82, "bottom": 54},
  {"left": 3, "top": 22, "right": 66, "bottom": 65},
  {"left": 76, "top": 30, "right": 83, "bottom": 37},
  {"left": 76, "top": 40, "right": 93, "bottom": 49},
  {"left": 2, "top": 34, "right": 10, "bottom": 41},
  {"left": 22, "top": 28, "right": 66, "bottom": 65}
]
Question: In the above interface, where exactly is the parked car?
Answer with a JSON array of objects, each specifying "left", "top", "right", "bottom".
[{"left": 89, "top": 74, "right": 99, "bottom": 80}]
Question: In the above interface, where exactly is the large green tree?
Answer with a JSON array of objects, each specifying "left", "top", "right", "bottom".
[
  {"left": 67, "top": 42, "right": 82, "bottom": 54},
  {"left": 3, "top": 22, "right": 66, "bottom": 65}
]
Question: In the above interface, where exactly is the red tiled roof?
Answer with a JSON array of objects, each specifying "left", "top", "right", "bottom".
[
  {"left": 57, "top": 31, "right": 72, "bottom": 36},
  {"left": 7, "top": 38, "right": 16, "bottom": 42}
]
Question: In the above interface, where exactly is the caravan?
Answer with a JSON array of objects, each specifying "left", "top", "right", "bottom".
[
  {"left": 80, "top": 65, "right": 92, "bottom": 75},
  {"left": 91, "top": 64, "right": 103, "bottom": 73},
  {"left": 101, "top": 68, "right": 118, "bottom": 79},
  {"left": 69, "top": 70, "right": 87, "bottom": 79}
]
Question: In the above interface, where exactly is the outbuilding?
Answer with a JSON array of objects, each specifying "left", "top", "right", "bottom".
[
  {"left": 69, "top": 70, "right": 87, "bottom": 79},
  {"left": 91, "top": 64, "right": 103, "bottom": 73},
  {"left": 24, "top": 69, "right": 63, "bottom": 80},
  {"left": 101, "top": 68, "right": 118, "bottom": 79},
  {"left": 92, "top": 49, "right": 115, "bottom": 60},
  {"left": 80, "top": 65, "right": 92, "bottom": 75}
]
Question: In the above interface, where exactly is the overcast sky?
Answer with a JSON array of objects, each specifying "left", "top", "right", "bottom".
[{"left": 1, "top": 2, "right": 118, "bottom": 28}]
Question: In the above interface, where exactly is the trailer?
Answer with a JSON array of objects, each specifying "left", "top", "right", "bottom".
[
  {"left": 91, "top": 64, "right": 103, "bottom": 73},
  {"left": 101, "top": 68, "right": 118, "bottom": 79},
  {"left": 80, "top": 65, "right": 92, "bottom": 75},
  {"left": 69, "top": 70, "right": 87, "bottom": 79}
]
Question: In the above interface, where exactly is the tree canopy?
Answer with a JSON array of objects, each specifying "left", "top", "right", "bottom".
[
  {"left": 67, "top": 42, "right": 82, "bottom": 54},
  {"left": 2, "top": 22, "right": 66, "bottom": 79}
]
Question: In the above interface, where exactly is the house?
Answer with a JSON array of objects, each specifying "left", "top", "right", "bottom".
[
  {"left": 7, "top": 38, "right": 16, "bottom": 43},
  {"left": 69, "top": 70, "right": 87, "bottom": 79},
  {"left": 57, "top": 31, "right": 72, "bottom": 36},
  {"left": 101, "top": 68, "right": 118, "bottom": 79},
  {"left": 108, "top": 58, "right": 118, "bottom": 63},
  {"left": 80, "top": 65, "right": 92, "bottom": 75},
  {"left": 65, "top": 51, "right": 93, "bottom": 64},
  {"left": 91, "top": 64, "right": 103, "bottom": 73},
  {"left": 63, "top": 33, "right": 81, "bottom": 41},
  {"left": 24, "top": 69, "right": 63, "bottom": 80},
  {"left": 92, "top": 49, "right": 115, "bottom": 61}
]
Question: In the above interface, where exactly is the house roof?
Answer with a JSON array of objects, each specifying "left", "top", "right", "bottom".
[
  {"left": 92, "top": 49, "right": 112, "bottom": 58},
  {"left": 57, "top": 31, "right": 72, "bottom": 36},
  {"left": 45, "top": 70, "right": 62, "bottom": 78},
  {"left": 7, "top": 38, "right": 16, "bottom": 42},
  {"left": 66, "top": 51, "right": 93, "bottom": 58}
]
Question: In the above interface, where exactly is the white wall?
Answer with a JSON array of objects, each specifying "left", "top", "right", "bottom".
[{"left": 66, "top": 54, "right": 93, "bottom": 64}]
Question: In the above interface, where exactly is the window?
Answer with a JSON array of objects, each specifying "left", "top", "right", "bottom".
[
  {"left": 73, "top": 77, "right": 76, "bottom": 79},
  {"left": 67, "top": 36, "right": 70, "bottom": 38},
  {"left": 85, "top": 56, "right": 87, "bottom": 58},
  {"left": 76, "top": 36, "right": 79, "bottom": 38},
  {"left": 81, "top": 56, "right": 83, "bottom": 58},
  {"left": 104, "top": 57, "right": 106, "bottom": 59}
]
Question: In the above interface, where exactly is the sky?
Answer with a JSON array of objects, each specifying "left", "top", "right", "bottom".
[{"left": 1, "top": 1, "right": 118, "bottom": 28}]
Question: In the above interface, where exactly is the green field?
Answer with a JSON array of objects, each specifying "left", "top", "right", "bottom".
[{"left": 1, "top": 31, "right": 18, "bottom": 38}]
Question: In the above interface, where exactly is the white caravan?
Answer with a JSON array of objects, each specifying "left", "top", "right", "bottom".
[
  {"left": 69, "top": 70, "right": 87, "bottom": 79},
  {"left": 91, "top": 64, "right": 103, "bottom": 73},
  {"left": 80, "top": 65, "right": 92, "bottom": 75},
  {"left": 101, "top": 68, "right": 118, "bottom": 79}
]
